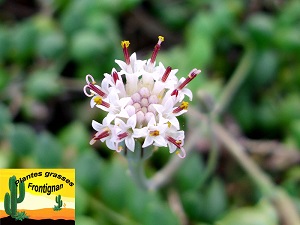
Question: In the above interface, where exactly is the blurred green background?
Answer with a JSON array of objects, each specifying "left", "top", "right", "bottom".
[{"left": 0, "top": 0, "right": 300, "bottom": 224}]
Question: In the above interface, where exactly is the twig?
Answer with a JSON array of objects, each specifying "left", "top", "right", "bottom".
[
  {"left": 167, "top": 188, "right": 188, "bottom": 225},
  {"left": 240, "top": 138, "right": 300, "bottom": 170},
  {"left": 213, "top": 48, "right": 255, "bottom": 116},
  {"left": 197, "top": 112, "right": 219, "bottom": 187},
  {"left": 189, "top": 107, "right": 300, "bottom": 225},
  {"left": 147, "top": 129, "right": 200, "bottom": 191}
]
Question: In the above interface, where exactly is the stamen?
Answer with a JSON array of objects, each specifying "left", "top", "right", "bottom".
[
  {"left": 84, "top": 75, "right": 107, "bottom": 97},
  {"left": 166, "top": 136, "right": 182, "bottom": 149},
  {"left": 94, "top": 96, "right": 102, "bottom": 105},
  {"left": 112, "top": 71, "right": 119, "bottom": 84},
  {"left": 150, "top": 130, "right": 160, "bottom": 136},
  {"left": 172, "top": 101, "right": 189, "bottom": 113},
  {"left": 93, "top": 96, "right": 110, "bottom": 108},
  {"left": 161, "top": 66, "right": 172, "bottom": 82},
  {"left": 171, "top": 89, "right": 179, "bottom": 97},
  {"left": 150, "top": 36, "right": 164, "bottom": 64},
  {"left": 90, "top": 128, "right": 110, "bottom": 144},
  {"left": 94, "top": 128, "right": 110, "bottom": 140},
  {"left": 121, "top": 40, "right": 130, "bottom": 65},
  {"left": 116, "top": 144, "right": 123, "bottom": 152},
  {"left": 177, "top": 69, "right": 201, "bottom": 90},
  {"left": 176, "top": 147, "right": 186, "bottom": 158},
  {"left": 117, "top": 132, "right": 128, "bottom": 140}
]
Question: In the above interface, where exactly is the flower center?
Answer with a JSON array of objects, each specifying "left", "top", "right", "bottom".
[
  {"left": 150, "top": 130, "right": 160, "bottom": 136},
  {"left": 130, "top": 87, "right": 159, "bottom": 126}
]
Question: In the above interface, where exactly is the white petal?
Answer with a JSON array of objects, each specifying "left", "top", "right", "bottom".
[
  {"left": 181, "top": 88, "right": 193, "bottom": 101},
  {"left": 125, "top": 105, "right": 136, "bottom": 117},
  {"left": 152, "top": 104, "right": 165, "bottom": 115},
  {"left": 117, "top": 108, "right": 129, "bottom": 118},
  {"left": 127, "top": 114, "right": 137, "bottom": 128},
  {"left": 164, "top": 98, "right": 175, "bottom": 112},
  {"left": 132, "top": 127, "right": 147, "bottom": 138},
  {"left": 169, "top": 117, "right": 180, "bottom": 130},
  {"left": 168, "top": 142, "right": 177, "bottom": 153},
  {"left": 103, "top": 115, "right": 115, "bottom": 125},
  {"left": 115, "top": 118, "right": 126, "bottom": 130},
  {"left": 118, "top": 97, "right": 131, "bottom": 108},
  {"left": 153, "top": 136, "right": 167, "bottom": 147},
  {"left": 92, "top": 120, "right": 103, "bottom": 131},
  {"left": 115, "top": 60, "right": 127, "bottom": 71},
  {"left": 152, "top": 81, "right": 165, "bottom": 95},
  {"left": 147, "top": 117, "right": 156, "bottom": 127},
  {"left": 125, "top": 137, "right": 135, "bottom": 151},
  {"left": 142, "top": 136, "right": 153, "bottom": 148},
  {"left": 106, "top": 139, "right": 116, "bottom": 150},
  {"left": 90, "top": 98, "right": 96, "bottom": 108}
]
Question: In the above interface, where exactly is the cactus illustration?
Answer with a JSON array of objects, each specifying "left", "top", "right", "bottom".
[
  {"left": 53, "top": 194, "right": 63, "bottom": 211},
  {"left": 4, "top": 175, "right": 25, "bottom": 218}
]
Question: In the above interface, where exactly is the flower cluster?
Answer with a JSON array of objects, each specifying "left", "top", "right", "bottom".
[{"left": 83, "top": 36, "right": 201, "bottom": 158}]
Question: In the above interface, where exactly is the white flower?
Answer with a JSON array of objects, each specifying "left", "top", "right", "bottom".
[
  {"left": 115, "top": 115, "right": 139, "bottom": 152},
  {"left": 83, "top": 36, "right": 201, "bottom": 158},
  {"left": 134, "top": 117, "right": 168, "bottom": 148},
  {"left": 90, "top": 117, "right": 117, "bottom": 150}
]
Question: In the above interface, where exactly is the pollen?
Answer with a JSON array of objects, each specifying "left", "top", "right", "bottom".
[
  {"left": 167, "top": 121, "right": 172, "bottom": 128},
  {"left": 158, "top": 35, "right": 164, "bottom": 42},
  {"left": 94, "top": 96, "right": 103, "bottom": 105},
  {"left": 121, "top": 40, "right": 130, "bottom": 48},
  {"left": 176, "top": 140, "right": 182, "bottom": 145},
  {"left": 150, "top": 130, "right": 160, "bottom": 136},
  {"left": 118, "top": 146, "right": 123, "bottom": 152},
  {"left": 180, "top": 101, "right": 189, "bottom": 110}
]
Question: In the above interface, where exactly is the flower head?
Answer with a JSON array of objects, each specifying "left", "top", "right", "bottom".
[{"left": 83, "top": 36, "right": 201, "bottom": 158}]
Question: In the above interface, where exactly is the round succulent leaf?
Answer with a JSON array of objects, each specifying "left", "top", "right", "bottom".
[
  {"left": 59, "top": 122, "right": 90, "bottom": 153},
  {"left": 34, "top": 132, "right": 63, "bottom": 168},
  {"left": 9, "top": 124, "right": 36, "bottom": 156},
  {"left": 216, "top": 200, "right": 278, "bottom": 225},
  {"left": 25, "top": 70, "right": 61, "bottom": 100},
  {"left": 75, "top": 150, "right": 104, "bottom": 192}
]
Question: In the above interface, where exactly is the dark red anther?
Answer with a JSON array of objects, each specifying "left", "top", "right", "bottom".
[
  {"left": 166, "top": 136, "right": 182, "bottom": 149},
  {"left": 94, "top": 129, "right": 110, "bottom": 141},
  {"left": 88, "top": 83, "right": 107, "bottom": 97},
  {"left": 171, "top": 89, "right": 179, "bottom": 97},
  {"left": 112, "top": 71, "right": 119, "bottom": 84},
  {"left": 121, "top": 41, "right": 130, "bottom": 65},
  {"left": 177, "top": 69, "right": 201, "bottom": 90},
  {"left": 117, "top": 132, "right": 128, "bottom": 140},
  {"left": 150, "top": 36, "right": 164, "bottom": 64}
]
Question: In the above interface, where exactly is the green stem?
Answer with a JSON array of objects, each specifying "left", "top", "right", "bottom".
[
  {"left": 128, "top": 158, "right": 149, "bottom": 190},
  {"left": 213, "top": 47, "right": 255, "bottom": 117},
  {"left": 125, "top": 141, "right": 153, "bottom": 190}
]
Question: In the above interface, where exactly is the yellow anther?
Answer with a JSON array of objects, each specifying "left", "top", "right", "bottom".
[
  {"left": 180, "top": 101, "right": 189, "bottom": 110},
  {"left": 167, "top": 121, "right": 172, "bottom": 128},
  {"left": 121, "top": 40, "right": 130, "bottom": 48},
  {"left": 92, "top": 81, "right": 96, "bottom": 84},
  {"left": 150, "top": 130, "right": 160, "bottom": 136},
  {"left": 118, "top": 146, "right": 123, "bottom": 151},
  {"left": 94, "top": 96, "right": 103, "bottom": 105},
  {"left": 158, "top": 36, "right": 164, "bottom": 42},
  {"left": 176, "top": 150, "right": 180, "bottom": 155},
  {"left": 176, "top": 140, "right": 182, "bottom": 145}
]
